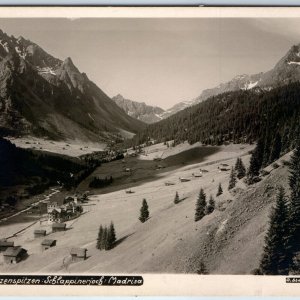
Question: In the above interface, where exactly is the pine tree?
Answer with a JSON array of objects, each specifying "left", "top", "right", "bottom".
[
  {"left": 195, "top": 188, "right": 206, "bottom": 222},
  {"left": 205, "top": 195, "right": 215, "bottom": 215},
  {"left": 228, "top": 167, "right": 237, "bottom": 190},
  {"left": 262, "top": 130, "right": 271, "bottom": 167},
  {"left": 102, "top": 226, "right": 108, "bottom": 250},
  {"left": 107, "top": 221, "right": 117, "bottom": 250},
  {"left": 259, "top": 187, "right": 289, "bottom": 275},
  {"left": 216, "top": 183, "right": 223, "bottom": 197},
  {"left": 235, "top": 158, "right": 246, "bottom": 179},
  {"left": 174, "top": 191, "right": 180, "bottom": 204},
  {"left": 247, "top": 138, "right": 264, "bottom": 182},
  {"left": 286, "top": 143, "right": 300, "bottom": 267},
  {"left": 269, "top": 132, "right": 282, "bottom": 163},
  {"left": 96, "top": 225, "right": 104, "bottom": 250},
  {"left": 139, "top": 199, "right": 149, "bottom": 223}
]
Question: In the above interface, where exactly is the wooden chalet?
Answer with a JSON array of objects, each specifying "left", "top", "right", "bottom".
[
  {"left": 41, "top": 239, "right": 56, "bottom": 251},
  {"left": 34, "top": 229, "right": 46, "bottom": 238},
  {"left": 52, "top": 223, "right": 66, "bottom": 233},
  {"left": 3, "top": 246, "right": 27, "bottom": 264},
  {"left": 70, "top": 247, "right": 87, "bottom": 262}
]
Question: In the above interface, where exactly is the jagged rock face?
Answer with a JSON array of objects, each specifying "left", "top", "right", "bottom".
[
  {"left": 112, "top": 94, "right": 165, "bottom": 124},
  {"left": 0, "top": 30, "right": 144, "bottom": 142}
]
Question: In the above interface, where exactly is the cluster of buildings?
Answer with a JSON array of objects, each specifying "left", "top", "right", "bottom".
[
  {"left": 47, "top": 198, "right": 83, "bottom": 223},
  {"left": 0, "top": 194, "right": 89, "bottom": 265},
  {"left": 1, "top": 221, "right": 88, "bottom": 265}
]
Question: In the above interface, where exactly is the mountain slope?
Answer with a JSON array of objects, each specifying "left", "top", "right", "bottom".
[
  {"left": 0, "top": 30, "right": 145, "bottom": 142},
  {"left": 112, "top": 94, "right": 165, "bottom": 124},
  {"left": 131, "top": 82, "right": 300, "bottom": 150},
  {"left": 163, "top": 43, "right": 300, "bottom": 117}
]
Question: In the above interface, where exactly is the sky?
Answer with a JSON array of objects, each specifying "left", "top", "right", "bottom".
[{"left": 0, "top": 18, "right": 300, "bottom": 109}]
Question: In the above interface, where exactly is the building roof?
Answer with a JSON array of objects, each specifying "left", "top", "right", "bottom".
[
  {"left": 52, "top": 223, "right": 66, "bottom": 228},
  {"left": 41, "top": 239, "right": 56, "bottom": 246},
  {"left": 34, "top": 230, "right": 46, "bottom": 234},
  {"left": 70, "top": 247, "right": 87, "bottom": 257},
  {"left": 3, "top": 246, "right": 27, "bottom": 257},
  {"left": 0, "top": 241, "right": 14, "bottom": 247}
]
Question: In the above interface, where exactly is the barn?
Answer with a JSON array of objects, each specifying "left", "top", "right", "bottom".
[
  {"left": 41, "top": 239, "right": 56, "bottom": 251},
  {"left": 52, "top": 223, "right": 66, "bottom": 233},
  {"left": 0, "top": 240, "right": 14, "bottom": 252},
  {"left": 3, "top": 246, "right": 27, "bottom": 264},
  {"left": 70, "top": 247, "right": 87, "bottom": 262},
  {"left": 34, "top": 229, "right": 46, "bottom": 238}
]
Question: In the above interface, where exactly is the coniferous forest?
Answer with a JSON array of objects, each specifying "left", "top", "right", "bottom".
[{"left": 128, "top": 83, "right": 300, "bottom": 153}]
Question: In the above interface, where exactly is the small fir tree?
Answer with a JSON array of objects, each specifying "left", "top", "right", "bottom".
[
  {"left": 195, "top": 188, "right": 207, "bottom": 222},
  {"left": 102, "top": 226, "right": 108, "bottom": 250},
  {"left": 205, "top": 195, "right": 215, "bottom": 215},
  {"left": 259, "top": 187, "right": 289, "bottom": 275},
  {"left": 228, "top": 167, "right": 237, "bottom": 190},
  {"left": 269, "top": 132, "right": 282, "bottom": 163},
  {"left": 139, "top": 199, "right": 150, "bottom": 223},
  {"left": 97, "top": 225, "right": 104, "bottom": 250},
  {"left": 107, "top": 221, "right": 117, "bottom": 250},
  {"left": 247, "top": 138, "right": 264, "bottom": 181},
  {"left": 216, "top": 183, "right": 223, "bottom": 197},
  {"left": 174, "top": 191, "right": 180, "bottom": 204},
  {"left": 235, "top": 158, "right": 246, "bottom": 179}
]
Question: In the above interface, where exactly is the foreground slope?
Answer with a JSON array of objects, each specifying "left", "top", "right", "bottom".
[{"left": 0, "top": 143, "right": 290, "bottom": 274}]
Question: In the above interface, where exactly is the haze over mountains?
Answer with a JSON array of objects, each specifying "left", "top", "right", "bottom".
[{"left": 0, "top": 29, "right": 144, "bottom": 142}]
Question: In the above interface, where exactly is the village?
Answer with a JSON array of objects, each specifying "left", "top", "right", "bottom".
[{"left": 0, "top": 192, "right": 89, "bottom": 265}]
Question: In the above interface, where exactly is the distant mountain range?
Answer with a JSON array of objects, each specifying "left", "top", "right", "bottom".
[
  {"left": 0, "top": 29, "right": 144, "bottom": 142},
  {"left": 115, "top": 43, "right": 300, "bottom": 122},
  {"left": 2, "top": 26, "right": 300, "bottom": 142},
  {"left": 112, "top": 94, "right": 164, "bottom": 124}
]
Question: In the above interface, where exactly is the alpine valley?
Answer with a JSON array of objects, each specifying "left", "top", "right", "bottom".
[{"left": 1, "top": 25, "right": 300, "bottom": 279}]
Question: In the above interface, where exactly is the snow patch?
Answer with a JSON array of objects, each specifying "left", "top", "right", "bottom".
[
  {"left": 37, "top": 66, "right": 56, "bottom": 76},
  {"left": 0, "top": 40, "right": 9, "bottom": 53},
  {"left": 242, "top": 81, "right": 258, "bottom": 90},
  {"left": 288, "top": 61, "right": 300, "bottom": 66},
  {"left": 15, "top": 46, "right": 27, "bottom": 59}
]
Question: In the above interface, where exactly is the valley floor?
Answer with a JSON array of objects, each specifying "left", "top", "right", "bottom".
[
  {"left": 0, "top": 142, "right": 290, "bottom": 274},
  {"left": 6, "top": 136, "right": 105, "bottom": 157}
]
